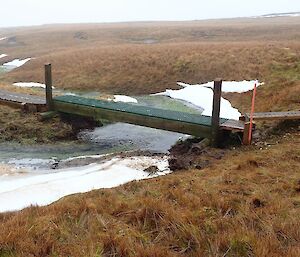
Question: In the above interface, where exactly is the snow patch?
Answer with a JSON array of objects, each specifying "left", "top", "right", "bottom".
[
  {"left": 114, "top": 95, "right": 138, "bottom": 103},
  {"left": 0, "top": 37, "right": 7, "bottom": 41},
  {"left": 158, "top": 86, "right": 240, "bottom": 120},
  {"left": 0, "top": 156, "right": 170, "bottom": 213},
  {"left": 64, "top": 92, "right": 78, "bottom": 96},
  {"left": 3, "top": 58, "right": 31, "bottom": 68},
  {"left": 13, "top": 82, "right": 55, "bottom": 89},
  {"left": 187, "top": 80, "right": 262, "bottom": 93},
  {"left": 157, "top": 81, "right": 261, "bottom": 120},
  {"left": 0, "top": 54, "right": 8, "bottom": 59},
  {"left": 252, "top": 12, "right": 300, "bottom": 18}
]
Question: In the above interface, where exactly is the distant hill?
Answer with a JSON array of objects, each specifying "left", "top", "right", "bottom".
[{"left": 255, "top": 12, "right": 300, "bottom": 18}]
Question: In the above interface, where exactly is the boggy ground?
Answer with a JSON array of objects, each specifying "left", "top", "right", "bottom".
[
  {"left": 0, "top": 123, "right": 299, "bottom": 257},
  {"left": 0, "top": 104, "right": 75, "bottom": 144},
  {"left": 0, "top": 18, "right": 299, "bottom": 257}
]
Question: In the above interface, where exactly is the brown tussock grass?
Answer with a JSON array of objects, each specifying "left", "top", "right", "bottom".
[
  {"left": 0, "top": 83, "right": 45, "bottom": 96},
  {"left": 0, "top": 19, "right": 299, "bottom": 257},
  {"left": 0, "top": 130, "right": 299, "bottom": 256},
  {"left": 0, "top": 105, "right": 74, "bottom": 144},
  {"left": 1, "top": 18, "right": 299, "bottom": 113},
  {"left": 2, "top": 42, "right": 293, "bottom": 92}
]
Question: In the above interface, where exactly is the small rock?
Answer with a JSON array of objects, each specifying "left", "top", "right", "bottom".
[
  {"left": 144, "top": 165, "right": 159, "bottom": 176},
  {"left": 51, "top": 162, "right": 59, "bottom": 170}
]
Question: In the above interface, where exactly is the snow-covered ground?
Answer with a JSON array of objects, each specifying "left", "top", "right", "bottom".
[
  {"left": 252, "top": 12, "right": 300, "bottom": 18},
  {"left": 114, "top": 95, "right": 138, "bottom": 103},
  {"left": 0, "top": 54, "right": 8, "bottom": 59},
  {"left": 13, "top": 82, "right": 49, "bottom": 89},
  {"left": 177, "top": 80, "right": 261, "bottom": 93},
  {"left": 3, "top": 58, "right": 31, "bottom": 68},
  {"left": 263, "top": 13, "right": 300, "bottom": 18},
  {"left": 0, "top": 156, "right": 170, "bottom": 213},
  {"left": 158, "top": 80, "right": 260, "bottom": 120}
]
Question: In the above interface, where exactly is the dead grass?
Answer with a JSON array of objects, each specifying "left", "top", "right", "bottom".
[
  {"left": 0, "top": 105, "right": 74, "bottom": 144},
  {"left": 2, "top": 42, "right": 284, "bottom": 92},
  {"left": 0, "top": 83, "right": 45, "bottom": 96},
  {"left": 1, "top": 19, "right": 299, "bottom": 113},
  {"left": 0, "top": 19, "right": 300, "bottom": 257},
  {"left": 4, "top": 41, "right": 299, "bottom": 113},
  {"left": 225, "top": 44, "right": 300, "bottom": 113},
  {"left": 0, "top": 130, "right": 299, "bottom": 256}
]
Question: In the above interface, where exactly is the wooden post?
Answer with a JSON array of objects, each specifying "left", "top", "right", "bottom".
[
  {"left": 248, "top": 83, "right": 257, "bottom": 144},
  {"left": 45, "top": 63, "right": 53, "bottom": 110},
  {"left": 243, "top": 122, "right": 251, "bottom": 145},
  {"left": 211, "top": 79, "right": 222, "bottom": 147}
]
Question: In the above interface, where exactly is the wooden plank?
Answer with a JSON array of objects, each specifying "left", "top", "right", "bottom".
[
  {"left": 221, "top": 119, "right": 244, "bottom": 132},
  {"left": 0, "top": 98, "right": 45, "bottom": 112},
  {"left": 53, "top": 100, "right": 213, "bottom": 138},
  {"left": 0, "top": 89, "right": 45, "bottom": 105},
  {"left": 54, "top": 95, "right": 227, "bottom": 127},
  {"left": 211, "top": 79, "right": 222, "bottom": 147},
  {"left": 0, "top": 98, "right": 25, "bottom": 109},
  {"left": 45, "top": 63, "right": 53, "bottom": 110},
  {"left": 240, "top": 111, "right": 300, "bottom": 121}
]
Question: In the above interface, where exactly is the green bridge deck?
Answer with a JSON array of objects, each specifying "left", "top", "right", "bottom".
[{"left": 53, "top": 95, "right": 230, "bottom": 138}]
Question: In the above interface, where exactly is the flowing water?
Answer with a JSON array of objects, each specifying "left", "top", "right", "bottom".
[
  {"left": 0, "top": 64, "right": 201, "bottom": 169},
  {"left": 0, "top": 94, "right": 201, "bottom": 169},
  {"left": 0, "top": 94, "right": 203, "bottom": 212}
]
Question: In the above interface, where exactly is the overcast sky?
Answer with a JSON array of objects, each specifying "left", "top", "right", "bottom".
[{"left": 1, "top": 0, "right": 300, "bottom": 28}]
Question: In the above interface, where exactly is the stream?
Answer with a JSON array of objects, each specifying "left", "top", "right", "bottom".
[
  {"left": 0, "top": 59, "right": 256, "bottom": 212},
  {"left": 0, "top": 94, "right": 199, "bottom": 169},
  {"left": 0, "top": 94, "right": 200, "bottom": 212}
]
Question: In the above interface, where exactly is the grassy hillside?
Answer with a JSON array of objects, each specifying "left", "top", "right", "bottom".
[{"left": 0, "top": 18, "right": 299, "bottom": 113}]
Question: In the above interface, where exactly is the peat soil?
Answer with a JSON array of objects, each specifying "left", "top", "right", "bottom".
[
  {"left": 168, "top": 138, "right": 226, "bottom": 171},
  {"left": 168, "top": 119, "right": 300, "bottom": 171}
]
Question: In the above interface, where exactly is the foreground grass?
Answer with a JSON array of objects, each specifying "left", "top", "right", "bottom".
[{"left": 0, "top": 129, "right": 299, "bottom": 256}]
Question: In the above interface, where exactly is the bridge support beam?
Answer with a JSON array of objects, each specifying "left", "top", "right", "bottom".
[{"left": 211, "top": 79, "right": 222, "bottom": 147}]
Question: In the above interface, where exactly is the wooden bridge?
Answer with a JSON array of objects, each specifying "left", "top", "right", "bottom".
[
  {"left": 52, "top": 94, "right": 243, "bottom": 139},
  {"left": 42, "top": 64, "right": 243, "bottom": 146},
  {"left": 1, "top": 63, "right": 299, "bottom": 146},
  {"left": 5, "top": 63, "right": 298, "bottom": 147}
]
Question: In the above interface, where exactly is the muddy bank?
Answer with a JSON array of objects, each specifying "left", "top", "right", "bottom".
[
  {"left": 0, "top": 105, "right": 76, "bottom": 144},
  {"left": 169, "top": 138, "right": 226, "bottom": 171}
]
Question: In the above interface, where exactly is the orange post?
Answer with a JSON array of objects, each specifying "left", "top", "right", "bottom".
[{"left": 248, "top": 83, "right": 257, "bottom": 143}]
